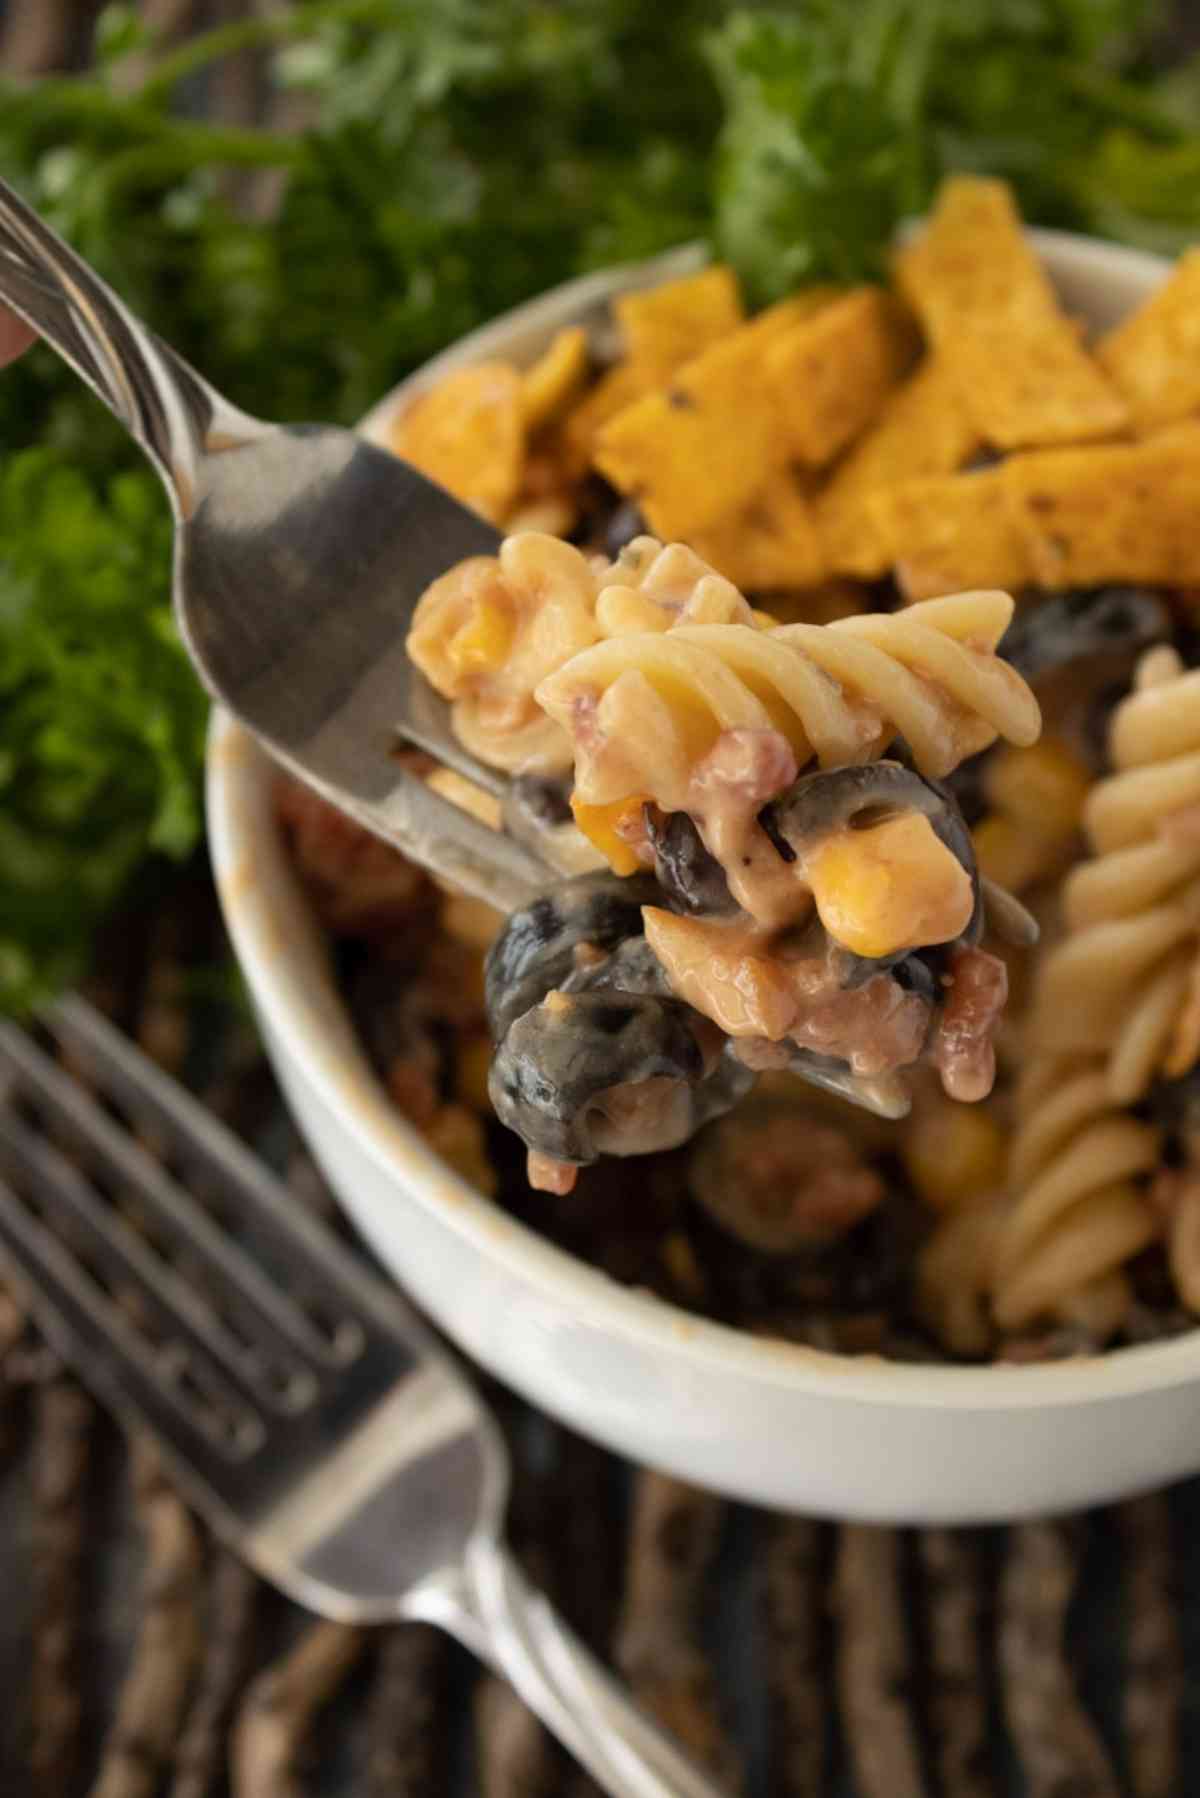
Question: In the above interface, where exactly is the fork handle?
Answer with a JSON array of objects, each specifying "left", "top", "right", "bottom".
[
  {"left": 0, "top": 176, "right": 263, "bottom": 517},
  {"left": 423, "top": 1539, "right": 728, "bottom": 1798}
]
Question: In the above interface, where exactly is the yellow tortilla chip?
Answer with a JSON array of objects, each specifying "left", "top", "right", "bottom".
[
  {"left": 591, "top": 287, "right": 844, "bottom": 538},
  {"left": 1003, "top": 423, "right": 1200, "bottom": 587},
  {"left": 592, "top": 326, "right": 782, "bottom": 538},
  {"left": 815, "top": 357, "right": 981, "bottom": 576},
  {"left": 764, "top": 287, "right": 916, "bottom": 466},
  {"left": 687, "top": 468, "right": 826, "bottom": 591},
  {"left": 615, "top": 265, "right": 744, "bottom": 374},
  {"left": 390, "top": 361, "right": 524, "bottom": 521},
  {"left": 521, "top": 327, "right": 590, "bottom": 433},
  {"left": 869, "top": 465, "right": 1035, "bottom": 601},
  {"left": 895, "top": 175, "right": 1129, "bottom": 449},
  {"left": 562, "top": 360, "right": 650, "bottom": 470},
  {"left": 1096, "top": 248, "right": 1200, "bottom": 432},
  {"left": 741, "top": 286, "right": 843, "bottom": 347}
]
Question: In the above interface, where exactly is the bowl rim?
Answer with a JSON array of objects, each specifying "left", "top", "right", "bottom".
[{"left": 209, "top": 222, "right": 1200, "bottom": 1417}]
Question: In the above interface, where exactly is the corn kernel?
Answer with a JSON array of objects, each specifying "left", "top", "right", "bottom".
[
  {"left": 571, "top": 796, "right": 645, "bottom": 876},
  {"left": 424, "top": 1103, "right": 496, "bottom": 1196},
  {"left": 972, "top": 813, "right": 1056, "bottom": 893},
  {"left": 903, "top": 1101, "right": 1006, "bottom": 1210},
  {"left": 446, "top": 597, "right": 514, "bottom": 677},
  {"left": 807, "top": 813, "right": 974, "bottom": 959},
  {"left": 984, "top": 737, "right": 1089, "bottom": 840},
  {"left": 456, "top": 1033, "right": 495, "bottom": 1113}
]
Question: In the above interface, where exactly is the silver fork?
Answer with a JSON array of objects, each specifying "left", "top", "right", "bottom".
[
  {"left": 0, "top": 995, "right": 726, "bottom": 1798},
  {"left": 0, "top": 175, "right": 552, "bottom": 916}
]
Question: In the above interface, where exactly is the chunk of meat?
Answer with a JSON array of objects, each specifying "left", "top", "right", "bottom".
[{"left": 930, "top": 947, "right": 1008, "bottom": 1102}]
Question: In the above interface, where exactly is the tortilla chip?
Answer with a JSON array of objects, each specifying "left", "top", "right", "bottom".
[
  {"left": 764, "top": 287, "right": 916, "bottom": 466},
  {"left": 1003, "top": 423, "right": 1200, "bottom": 587},
  {"left": 739, "top": 286, "right": 843, "bottom": 346},
  {"left": 593, "top": 326, "right": 782, "bottom": 538},
  {"left": 869, "top": 465, "right": 1035, "bottom": 601},
  {"left": 815, "top": 357, "right": 981, "bottom": 576},
  {"left": 687, "top": 468, "right": 826, "bottom": 591},
  {"left": 895, "top": 175, "right": 1128, "bottom": 449},
  {"left": 1096, "top": 248, "right": 1200, "bottom": 431},
  {"left": 562, "top": 360, "right": 650, "bottom": 470},
  {"left": 615, "top": 265, "right": 744, "bottom": 374},
  {"left": 521, "top": 327, "right": 590, "bottom": 433},
  {"left": 562, "top": 268, "right": 754, "bottom": 470},
  {"left": 390, "top": 361, "right": 524, "bottom": 521},
  {"left": 591, "top": 287, "right": 844, "bottom": 538}
]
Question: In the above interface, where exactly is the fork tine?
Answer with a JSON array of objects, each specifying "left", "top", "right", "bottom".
[
  {"left": 38, "top": 995, "right": 431, "bottom": 1349},
  {"left": 0, "top": 1162, "right": 266, "bottom": 1471},
  {"left": 0, "top": 1103, "right": 316, "bottom": 1415},
  {"left": 0, "top": 1018, "right": 347, "bottom": 1375}
]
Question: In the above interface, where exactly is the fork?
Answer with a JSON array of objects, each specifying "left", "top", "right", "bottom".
[
  {"left": 0, "top": 174, "right": 552, "bottom": 916},
  {"left": 0, "top": 995, "right": 727, "bottom": 1798}
]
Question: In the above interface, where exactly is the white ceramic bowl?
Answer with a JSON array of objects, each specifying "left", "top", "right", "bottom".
[{"left": 207, "top": 228, "right": 1200, "bottom": 1524}]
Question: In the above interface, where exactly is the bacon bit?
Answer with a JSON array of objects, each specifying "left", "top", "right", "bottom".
[
  {"left": 931, "top": 947, "right": 1008, "bottom": 1102},
  {"left": 687, "top": 729, "right": 808, "bottom": 926},
  {"left": 527, "top": 1151, "right": 579, "bottom": 1195},
  {"left": 690, "top": 728, "right": 799, "bottom": 808},
  {"left": 786, "top": 973, "right": 930, "bottom": 1078}
]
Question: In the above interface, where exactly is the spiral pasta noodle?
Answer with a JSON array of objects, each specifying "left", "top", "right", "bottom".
[
  {"left": 966, "top": 646, "right": 1200, "bottom": 1342},
  {"left": 535, "top": 589, "right": 1040, "bottom": 821},
  {"left": 989, "top": 1058, "right": 1160, "bottom": 1336},
  {"left": 1030, "top": 647, "right": 1200, "bottom": 1103},
  {"left": 407, "top": 532, "right": 764, "bottom": 776}
]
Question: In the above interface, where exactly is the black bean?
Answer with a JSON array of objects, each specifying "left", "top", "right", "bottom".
[{"left": 643, "top": 808, "right": 737, "bottom": 915}]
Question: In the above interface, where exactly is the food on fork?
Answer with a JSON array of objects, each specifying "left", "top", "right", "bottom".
[{"left": 410, "top": 532, "right": 1039, "bottom": 1190}]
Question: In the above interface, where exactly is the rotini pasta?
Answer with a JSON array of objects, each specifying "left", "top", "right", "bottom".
[
  {"left": 539, "top": 589, "right": 1037, "bottom": 795},
  {"left": 956, "top": 645, "right": 1200, "bottom": 1344},
  {"left": 407, "top": 532, "right": 763, "bottom": 776},
  {"left": 988, "top": 1059, "right": 1160, "bottom": 1337},
  {"left": 1029, "top": 647, "right": 1200, "bottom": 1103}
]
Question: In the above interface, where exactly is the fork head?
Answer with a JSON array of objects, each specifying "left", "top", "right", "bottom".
[
  {"left": 177, "top": 424, "right": 555, "bottom": 913},
  {"left": 0, "top": 997, "right": 509, "bottom": 1623},
  {"left": 0, "top": 173, "right": 550, "bottom": 914}
]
